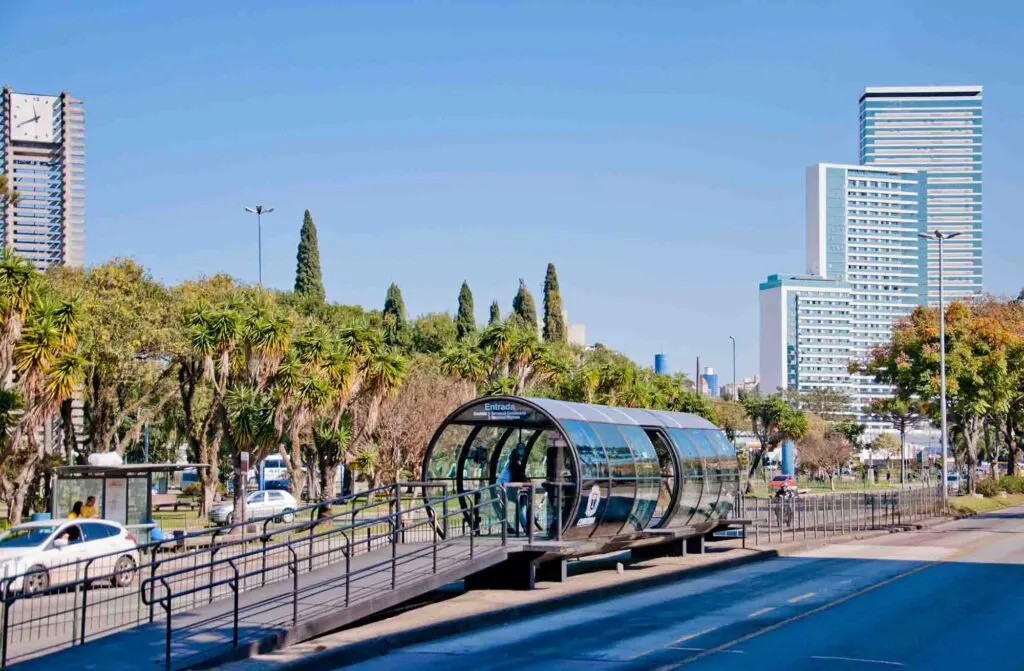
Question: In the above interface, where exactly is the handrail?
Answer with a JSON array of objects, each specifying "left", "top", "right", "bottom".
[
  {"left": 138, "top": 483, "right": 502, "bottom": 602},
  {"left": 0, "top": 481, "right": 505, "bottom": 670}
]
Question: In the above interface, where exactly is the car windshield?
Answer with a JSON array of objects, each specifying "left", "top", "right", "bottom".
[
  {"left": 772, "top": 476, "right": 788, "bottom": 481},
  {"left": 246, "top": 492, "right": 263, "bottom": 503},
  {"left": 0, "top": 526, "right": 57, "bottom": 548}
]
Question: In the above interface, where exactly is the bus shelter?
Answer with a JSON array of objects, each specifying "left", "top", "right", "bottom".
[
  {"left": 421, "top": 396, "right": 739, "bottom": 545},
  {"left": 52, "top": 464, "right": 209, "bottom": 528}
]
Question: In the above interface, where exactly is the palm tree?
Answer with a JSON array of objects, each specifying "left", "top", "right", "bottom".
[
  {"left": 440, "top": 342, "right": 488, "bottom": 391},
  {"left": 356, "top": 344, "right": 407, "bottom": 457},
  {"left": 479, "top": 319, "right": 519, "bottom": 378},
  {"left": 0, "top": 174, "right": 20, "bottom": 210},
  {"left": 0, "top": 251, "right": 39, "bottom": 381}
]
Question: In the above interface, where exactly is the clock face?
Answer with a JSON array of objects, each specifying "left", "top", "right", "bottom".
[{"left": 9, "top": 93, "right": 57, "bottom": 143}]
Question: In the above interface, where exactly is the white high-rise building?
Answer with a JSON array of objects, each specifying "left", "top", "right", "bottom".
[
  {"left": 0, "top": 88, "right": 85, "bottom": 268},
  {"left": 859, "top": 86, "right": 983, "bottom": 304}
]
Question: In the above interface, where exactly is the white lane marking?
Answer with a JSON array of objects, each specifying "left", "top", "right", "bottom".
[
  {"left": 747, "top": 607, "right": 775, "bottom": 618},
  {"left": 668, "top": 647, "right": 745, "bottom": 654},
  {"left": 674, "top": 628, "right": 716, "bottom": 643},
  {"left": 811, "top": 655, "right": 904, "bottom": 666},
  {"left": 787, "top": 592, "right": 816, "bottom": 604}
]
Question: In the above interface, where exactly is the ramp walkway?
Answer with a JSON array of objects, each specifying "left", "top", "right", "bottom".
[{"left": 6, "top": 484, "right": 513, "bottom": 671}]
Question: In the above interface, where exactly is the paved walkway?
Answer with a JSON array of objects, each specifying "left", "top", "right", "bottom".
[{"left": 11, "top": 537, "right": 509, "bottom": 671}]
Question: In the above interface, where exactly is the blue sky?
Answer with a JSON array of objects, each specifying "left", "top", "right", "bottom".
[{"left": 2, "top": 1, "right": 1022, "bottom": 382}]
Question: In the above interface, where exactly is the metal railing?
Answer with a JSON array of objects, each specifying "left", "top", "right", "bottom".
[
  {"left": 736, "top": 484, "right": 944, "bottom": 546},
  {"left": 0, "top": 481, "right": 455, "bottom": 668},
  {"left": 139, "top": 483, "right": 507, "bottom": 671}
]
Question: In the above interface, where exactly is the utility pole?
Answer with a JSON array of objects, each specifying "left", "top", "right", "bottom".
[
  {"left": 919, "top": 229, "right": 961, "bottom": 508},
  {"left": 244, "top": 205, "right": 274, "bottom": 284},
  {"left": 729, "top": 335, "right": 737, "bottom": 400}
]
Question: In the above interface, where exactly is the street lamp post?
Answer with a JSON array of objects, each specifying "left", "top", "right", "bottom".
[
  {"left": 244, "top": 205, "right": 274, "bottom": 284},
  {"left": 729, "top": 335, "right": 737, "bottom": 400},
  {"left": 919, "top": 229, "right": 961, "bottom": 508}
]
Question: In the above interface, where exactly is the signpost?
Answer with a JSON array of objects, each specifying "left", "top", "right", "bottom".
[{"left": 240, "top": 451, "right": 250, "bottom": 529}]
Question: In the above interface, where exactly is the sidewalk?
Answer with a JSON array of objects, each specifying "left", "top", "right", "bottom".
[{"left": 220, "top": 514, "right": 952, "bottom": 671}]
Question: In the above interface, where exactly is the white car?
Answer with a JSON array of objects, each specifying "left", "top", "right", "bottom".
[
  {"left": 208, "top": 490, "right": 298, "bottom": 525},
  {"left": 0, "top": 519, "right": 140, "bottom": 594}
]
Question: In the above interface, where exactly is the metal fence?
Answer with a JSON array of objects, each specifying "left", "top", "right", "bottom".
[
  {"left": 0, "top": 481, "right": 460, "bottom": 668},
  {"left": 736, "top": 485, "right": 944, "bottom": 546}
]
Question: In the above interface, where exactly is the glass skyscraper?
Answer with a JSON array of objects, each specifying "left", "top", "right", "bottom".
[
  {"left": 859, "top": 86, "right": 983, "bottom": 305},
  {"left": 759, "top": 86, "right": 984, "bottom": 426}
]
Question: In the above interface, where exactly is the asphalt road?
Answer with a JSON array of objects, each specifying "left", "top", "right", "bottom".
[{"left": 337, "top": 507, "right": 1024, "bottom": 671}]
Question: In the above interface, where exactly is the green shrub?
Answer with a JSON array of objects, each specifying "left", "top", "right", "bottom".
[
  {"left": 977, "top": 479, "right": 1001, "bottom": 498},
  {"left": 182, "top": 482, "right": 201, "bottom": 497},
  {"left": 999, "top": 475, "right": 1024, "bottom": 495}
]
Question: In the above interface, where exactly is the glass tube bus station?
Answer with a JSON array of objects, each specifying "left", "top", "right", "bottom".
[{"left": 421, "top": 396, "right": 743, "bottom": 586}]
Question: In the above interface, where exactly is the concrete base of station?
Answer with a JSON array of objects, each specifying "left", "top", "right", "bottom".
[{"left": 464, "top": 552, "right": 567, "bottom": 591}]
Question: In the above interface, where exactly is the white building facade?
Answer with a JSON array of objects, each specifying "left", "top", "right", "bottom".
[{"left": 859, "top": 86, "right": 983, "bottom": 305}]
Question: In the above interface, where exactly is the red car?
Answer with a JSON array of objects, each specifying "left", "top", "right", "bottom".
[{"left": 769, "top": 474, "right": 797, "bottom": 491}]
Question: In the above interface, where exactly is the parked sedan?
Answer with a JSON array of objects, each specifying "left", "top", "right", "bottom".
[
  {"left": 208, "top": 490, "right": 298, "bottom": 526},
  {"left": 0, "top": 519, "right": 139, "bottom": 594}
]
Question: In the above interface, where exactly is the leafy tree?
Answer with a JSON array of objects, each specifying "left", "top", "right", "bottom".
[
  {"left": 312, "top": 413, "right": 351, "bottom": 500},
  {"left": 48, "top": 260, "right": 179, "bottom": 457},
  {"left": 863, "top": 300, "right": 1021, "bottom": 494},
  {"left": 870, "top": 396, "right": 923, "bottom": 483},
  {"left": 411, "top": 312, "right": 457, "bottom": 354},
  {"left": 0, "top": 174, "right": 20, "bottom": 210},
  {"left": 456, "top": 281, "right": 476, "bottom": 341},
  {"left": 834, "top": 420, "right": 867, "bottom": 455},
  {"left": 542, "top": 263, "right": 566, "bottom": 343},
  {"left": 294, "top": 210, "right": 325, "bottom": 302},
  {"left": 741, "top": 393, "right": 807, "bottom": 483},
  {"left": 0, "top": 252, "right": 84, "bottom": 521},
  {"left": 798, "top": 416, "right": 851, "bottom": 491},
  {"left": 511, "top": 278, "right": 538, "bottom": 333},
  {"left": 870, "top": 433, "right": 902, "bottom": 471},
  {"left": 787, "top": 387, "right": 852, "bottom": 423},
  {"left": 711, "top": 399, "right": 747, "bottom": 442},
  {"left": 488, "top": 300, "right": 501, "bottom": 325},
  {"left": 383, "top": 283, "right": 407, "bottom": 330}
]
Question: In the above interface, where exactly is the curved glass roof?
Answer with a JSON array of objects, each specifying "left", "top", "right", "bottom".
[{"left": 524, "top": 397, "right": 718, "bottom": 430}]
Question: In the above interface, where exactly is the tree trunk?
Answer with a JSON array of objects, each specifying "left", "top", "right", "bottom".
[
  {"left": 1006, "top": 415, "right": 1019, "bottom": 477},
  {"left": 321, "top": 465, "right": 339, "bottom": 501},
  {"left": 963, "top": 419, "right": 982, "bottom": 495}
]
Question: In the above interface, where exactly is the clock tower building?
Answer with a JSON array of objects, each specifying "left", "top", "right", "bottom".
[{"left": 1, "top": 87, "right": 85, "bottom": 268}]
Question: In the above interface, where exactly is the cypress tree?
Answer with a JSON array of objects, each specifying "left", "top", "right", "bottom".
[
  {"left": 512, "top": 278, "right": 538, "bottom": 333},
  {"left": 456, "top": 281, "right": 476, "bottom": 340},
  {"left": 294, "top": 209, "right": 325, "bottom": 301},
  {"left": 488, "top": 300, "right": 501, "bottom": 325},
  {"left": 383, "top": 283, "right": 407, "bottom": 330},
  {"left": 542, "top": 262, "right": 566, "bottom": 342}
]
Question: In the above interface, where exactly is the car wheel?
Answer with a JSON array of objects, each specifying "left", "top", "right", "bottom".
[
  {"left": 23, "top": 565, "right": 49, "bottom": 595},
  {"left": 281, "top": 508, "right": 295, "bottom": 524},
  {"left": 111, "top": 555, "right": 137, "bottom": 588}
]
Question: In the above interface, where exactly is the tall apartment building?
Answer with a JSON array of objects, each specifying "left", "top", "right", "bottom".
[
  {"left": 759, "top": 86, "right": 983, "bottom": 425},
  {"left": 860, "top": 86, "right": 983, "bottom": 304},
  {"left": 761, "top": 164, "right": 924, "bottom": 418},
  {"left": 0, "top": 87, "right": 85, "bottom": 268}
]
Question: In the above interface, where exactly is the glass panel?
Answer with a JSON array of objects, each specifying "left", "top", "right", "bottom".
[
  {"left": 425, "top": 424, "right": 473, "bottom": 487},
  {"left": 707, "top": 431, "right": 740, "bottom": 519},
  {"left": 461, "top": 426, "right": 510, "bottom": 536},
  {"left": 686, "top": 430, "right": 720, "bottom": 523},
  {"left": 53, "top": 478, "right": 103, "bottom": 520},
  {"left": 640, "top": 429, "right": 676, "bottom": 527},
  {"left": 618, "top": 425, "right": 661, "bottom": 530},
  {"left": 127, "top": 477, "right": 148, "bottom": 526},
  {"left": 561, "top": 420, "right": 608, "bottom": 480},
  {"left": 666, "top": 428, "right": 705, "bottom": 528},
  {"left": 591, "top": 423, "right": 636, "bottom": 537},
  {"left": 560, "top": 420, "right": 608, "bottom": 539}
]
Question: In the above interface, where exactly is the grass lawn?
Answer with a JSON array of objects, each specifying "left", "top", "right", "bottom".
[{"left": 949, "top": 493, "right": 1024, "bottom": 515}]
